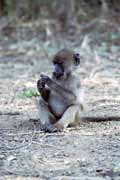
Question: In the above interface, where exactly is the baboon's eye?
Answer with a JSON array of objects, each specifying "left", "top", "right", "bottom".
[{"left": 74, "top": 53, "right": 80, "bottom": 65}]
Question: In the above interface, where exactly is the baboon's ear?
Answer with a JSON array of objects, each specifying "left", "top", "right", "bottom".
[{"left": 74, "top": 53, "right": 80, "bottom": 65}]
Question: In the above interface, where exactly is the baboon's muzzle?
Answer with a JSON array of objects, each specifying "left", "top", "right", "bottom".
[{"left": 53, "top": 64, "right": 64, "bottom": 78}]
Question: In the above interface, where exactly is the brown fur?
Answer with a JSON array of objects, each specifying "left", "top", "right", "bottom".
[{"left": 37, "top": 48, "right": 84, "bottom": 132}]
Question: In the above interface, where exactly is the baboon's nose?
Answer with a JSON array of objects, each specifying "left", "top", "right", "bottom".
[
  {"left": 53, "top": 71, "right": 64, "bottom": 78},
  {"left": 53, "top": 64, "right": 64, "bottom": 78}
]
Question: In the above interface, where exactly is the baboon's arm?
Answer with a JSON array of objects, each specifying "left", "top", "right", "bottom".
[
  {"left": 46, "top": 78, "right": 76, "bottom": 102},
  {"left": 37, "top": 79, "right": 50, "bottom": 102}
]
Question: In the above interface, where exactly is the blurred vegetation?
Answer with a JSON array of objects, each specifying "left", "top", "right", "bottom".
[
  {"left": 0, "top": 0, "right": 120, "bottom": 50},
  {"left": 1, "top": 0, "right": 120, "bottom": 19}
]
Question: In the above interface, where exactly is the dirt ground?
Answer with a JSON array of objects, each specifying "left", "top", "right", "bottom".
[{"left": 0, "top": 17, "right": 120, "bottom": 179}]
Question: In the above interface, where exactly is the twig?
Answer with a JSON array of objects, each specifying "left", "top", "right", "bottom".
[
  {"left": 5, "top": 130, "right": 44, "bottom": 136},
  {"left": 32, "top": 140, "right": 61, "bottom": 150},
  {"left": 0, "top": 111, "right": 20, "bottom": 115},
  {"left": 83, "top": 116, "right": 120, "bottom": 122}
]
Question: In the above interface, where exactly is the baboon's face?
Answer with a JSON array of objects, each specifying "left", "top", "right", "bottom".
[{"left": 53, "top": 49, "right": 80, "bottom": 79}]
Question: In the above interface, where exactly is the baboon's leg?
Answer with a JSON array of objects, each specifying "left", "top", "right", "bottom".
[
  {"left": 37, "top": 99, "right": 57, "bottom": 132},
  {"left": 37, "top": 99, "right": 50, "bottom": 125},
  {"left": 54, "top": 105, "right": 81, "bottom": 130}
]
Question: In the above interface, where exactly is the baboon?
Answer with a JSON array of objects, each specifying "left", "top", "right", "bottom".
[{"left": 37, "top": 48, "right": 84, "bottom": 132}]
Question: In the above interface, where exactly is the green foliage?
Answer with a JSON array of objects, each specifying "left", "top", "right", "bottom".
[{"left": 22, "top": 90, "right": 39, "bottom": 98}]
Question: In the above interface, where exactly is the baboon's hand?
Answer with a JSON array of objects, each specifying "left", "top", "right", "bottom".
[
  {"left": 40, "top": 123, "right": 61, "bottom": 133},
  {"left": 37, "top": 79, "right": 45, "bottom": 90},
  {"left": 40, "top": 74, "right": 52, "bottom": 84}
]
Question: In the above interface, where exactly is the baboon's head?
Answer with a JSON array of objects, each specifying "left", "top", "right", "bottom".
[{"left": 53, "top": 49, "right": 80, "bottom": 79}]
